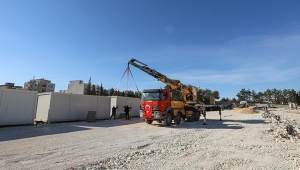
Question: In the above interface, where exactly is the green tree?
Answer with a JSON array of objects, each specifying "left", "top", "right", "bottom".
[
  {"left": 103, "top": 89, "right": 109, "bottom": 96},
  {"left": 91, "top": 84, "right": 96, "bottom": 95},
  {"left": 257, "top": 92, "right": 264, "bottom": 103},
  {"left": 127, "top": 90, "right": 136, "bottom": 97},
  {"left": 289, "top": 89, "right": 297, "bottom": 103},
  {"left": 297, "top": 90, "right": 300, "bottom": 104},
  {"left": 282, "top": 89, "right": 289, "bottom": 104},
  {"left": 196, "top": 88, "right": 218, "bottom": 102},
  {"left": 221, "top": 97, "right": 229, "bottom": 101},
  {"left": 236, "top": 88, "right": 247, "bottom": 101},
  {"left": 109, "top": 88, "right": 114, "bottom": 96},
  {"left": 264, "top": 89, "right": 272, "bottom": 103},
  {"left": 271, "top": 88, "right": 281, "bottom": 104},
  {"left": 212, "top": 90, "right": 220, "bottom": 99},
  {"left": 100, "top": 83, "right": 103, "bottom": 96},
  {"left": 251, "top": 90, "right": 257, "bottom": 102},
  {"left": 84, "top": 77, "right": 92, "bottom": 95},
  {"left": 246, "top": 89, "right": 251, "bottom": 101}
]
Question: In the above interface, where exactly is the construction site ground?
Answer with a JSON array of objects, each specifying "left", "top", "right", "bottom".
[{"left": 0, "top": 108, "right": 300, "bottom": 170}]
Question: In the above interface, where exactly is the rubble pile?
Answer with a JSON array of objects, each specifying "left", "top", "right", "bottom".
[
  {"left": 233, "top": 108, "right": 258, "bottom": 114},
  {"left": 263, "top": 111, "right": 300, "bottom": 142}
]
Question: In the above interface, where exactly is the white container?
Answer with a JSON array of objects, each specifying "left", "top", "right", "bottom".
[
  {"left": 35, "top": 93, "right": 110, "bottom": 123},
  {"left": 0, "top": 89, "right": 37, "bottom": 126},
  {"left": 109, "top": 96, "right": 140, "bottom": 117}
]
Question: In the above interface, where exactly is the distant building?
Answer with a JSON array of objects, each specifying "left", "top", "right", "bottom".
[
  {"left": 24, "top": 78, "right": 55, "bottom": 93},
  {"left": 0, "top": 82, "right": 23, "bottom": 90},
  {"left": 66, "top": 80, "right": 101, "bottom": 95}
]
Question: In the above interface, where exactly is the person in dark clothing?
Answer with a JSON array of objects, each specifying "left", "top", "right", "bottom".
[
  {"left": 124, "top": 105, "right": 131, "bottom": 120},
  {"left": 110, "top": 105, "right": 118, "bottom": 120}
]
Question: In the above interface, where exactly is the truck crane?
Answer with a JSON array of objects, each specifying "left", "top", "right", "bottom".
[{"left": 128, "top": 58, "right": 212, "bottom": 126}]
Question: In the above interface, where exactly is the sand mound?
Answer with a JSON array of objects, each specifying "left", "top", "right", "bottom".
[{"left": 233, "top": 107, "right": 258, "bottom": 114}]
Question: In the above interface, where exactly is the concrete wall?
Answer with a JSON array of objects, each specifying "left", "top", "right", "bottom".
[{"left": 0, "top": 89, "right": 37, "bottom": 126}]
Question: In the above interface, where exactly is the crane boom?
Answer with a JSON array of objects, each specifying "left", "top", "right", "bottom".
[{"left": 128, "top": 58, "right": 197, "bottom": 102}]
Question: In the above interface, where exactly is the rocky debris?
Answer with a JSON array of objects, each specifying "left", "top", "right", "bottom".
[{"left": 263, "top": 110, "right": 300, "bottom": 143}]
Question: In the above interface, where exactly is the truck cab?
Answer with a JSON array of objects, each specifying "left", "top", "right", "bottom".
[{"left": 140, "top": 89, "right": 171, "bottom": 121}]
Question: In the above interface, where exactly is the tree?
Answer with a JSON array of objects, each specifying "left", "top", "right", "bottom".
[
  {"left": 246, "top": 89, "right": 251, "bottom": 101},
  {"left": 282, "top": 89, "right": 289, "bottom": 104},
  {"left": 271, "top": 88, "right": 281, "bottom": 104},
  {"left": 236, "top": 88, "right": 247, "bottom": 101},
  {"left": 212, "top": 90, "right": 220, "bottom": 99},
  {"left": 251, "top": 90, "right": 257, "bottom": 102},
  {"left": 84, "top": 77, "right": 92, "bottom": 95},
  {"left": 297, "top": 90, "right": 300, "bottom": 105},
  {"left": 109, "top": 88, "right": 114, "bottom": 96},
  {"left": 231, "top": 98, "right": 237, "bottom": 102},
  {"left": 197, "top": 89, "right": 205, "bottom": 102},
  {"left": 289, "top": 89, "right": 297, "bottom": 103},
  {"left": 264, "top": 89, "right": 272, "bottom": 103},
  {"left": 127, "top": 90, "right": 136, "bottom": 97},
  {"left": 221, "top": 97, "right": 229, "bottom": 101},
  {"left": 100, "top": 83, "right": 103, "bottom": 96},
  {"left": 257, "top": 92, "right": 264, "bottom": 103},
  {"left": 197, "top": 88, "right": 216, "bottom": 102},
  {"left": 91, "top": 84, "right": 96, "bottom": 95},
  {"left": 103, "top": 89, "right": 109, "bottom": 96}
]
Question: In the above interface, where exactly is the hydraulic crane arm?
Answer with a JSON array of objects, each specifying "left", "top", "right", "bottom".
[
  {"left": 128, "top": 58, "right": 197, "bottom": 102},
  {"left": 128, "top": 58, "right": 182, "bottom": 89}
]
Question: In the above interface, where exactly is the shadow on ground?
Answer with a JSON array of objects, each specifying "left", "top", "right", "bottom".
[
  {"left": 0, "top": 117, "right": 144, "bottom": 142},
  {"left": 149, "top": 118, "right": 266, "bottom": 130}
]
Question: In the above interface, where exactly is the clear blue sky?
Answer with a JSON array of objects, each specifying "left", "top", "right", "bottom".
[{"left": 1, "top": 0, "right": 300, "bottom": 99}]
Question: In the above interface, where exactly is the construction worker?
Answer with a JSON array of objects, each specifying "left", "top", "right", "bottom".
[
  {"left": 124, "top": 105, "right": 131, "bottom": 120},
  {"left": 110, "top": 105, "right": 118, "bottom": 120}
]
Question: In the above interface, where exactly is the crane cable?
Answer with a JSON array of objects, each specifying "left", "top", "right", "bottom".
[
  {"left": 127, "top": 66, "right": 141, "bottom": 96},
  {"left": 113, "top": 65, "right": 141, "bottom": 97},
  {"left": 113, "top": 66, "right": 129, "bottom": 96}
]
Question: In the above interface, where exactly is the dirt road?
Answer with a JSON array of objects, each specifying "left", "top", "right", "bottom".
[{"left": 0, "top": 108, "right": 299, "bottom": 170}]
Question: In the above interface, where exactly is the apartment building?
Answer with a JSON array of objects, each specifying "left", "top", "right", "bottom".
[
  {"left": 24, "top": 78, "right": 55, "bottom": 93},
  {"left": 0, "top": 82, "right": 23, "bottom": 90}
]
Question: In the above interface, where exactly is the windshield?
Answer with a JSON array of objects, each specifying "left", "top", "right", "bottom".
[{"left": 141, "top": 92, "right": 160, "bottom": 100}]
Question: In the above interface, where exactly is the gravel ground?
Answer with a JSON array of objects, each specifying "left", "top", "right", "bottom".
[{"left": 0, "top": 108, "right": 299, "bottom": 170}]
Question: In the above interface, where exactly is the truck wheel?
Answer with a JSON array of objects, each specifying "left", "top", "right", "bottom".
[
  {"left": 187, "top": 116, "right": 191, "bottom": 122},
  {"left": 146, "top": 120, "right": 153, "bottom": 124},
  {"left": 181, "top": 115, "right": 186, "bottom": 121},
  {"left": 163, "top": 112, "right": 172, "bottom": 126},
  {"left": 195, "top": 112, "right": 200, "bottom": 121},
  {"left": 174, "top": 113, "right": 181, "bottom": 125},
  {"left": 190, "top": 112, "right": 195, "bottom": 122}
]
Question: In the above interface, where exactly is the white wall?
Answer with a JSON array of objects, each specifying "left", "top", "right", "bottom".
[
  {"left": 35, "top": 93, "right": 111, "bottom": 123},
  {"left": 0, "top": 89, "right": 37, "bottom": 126}
]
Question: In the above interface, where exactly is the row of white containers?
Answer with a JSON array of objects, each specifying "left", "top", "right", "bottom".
[{"left": 0, "top": 89, "right": 140, "bottom": 126}]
